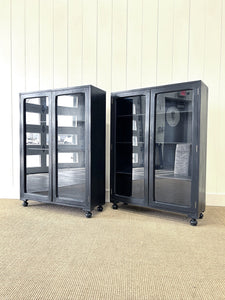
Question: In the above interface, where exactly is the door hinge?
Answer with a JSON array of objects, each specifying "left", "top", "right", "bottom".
[
  {"left": 196, "top": 145, "right": 198, "bottom": 152},
  {"left": 197, "top": 88, "right": 200, "bottom": 95}
]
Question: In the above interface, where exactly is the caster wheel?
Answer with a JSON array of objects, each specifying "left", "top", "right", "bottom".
[
  {"left": 199, "top": 213, "right": 204, "bottom": 219},
  {"left": 23, "top": 200, "right": 28, "bottom": 207},
  {"left": 97, "top": 205, "right": 103, "bottom": 212},
  {"left": 123, "top": 202, "right": 128, "bottom": 205},
  {"left": 112, "top": 203, "right": 118, "bottom": 210},
  {"left": 85, "top": 211, "right": 92, "bottom": 218},
  {"left": 190, "top": 218, "right": 198, "bottom": 226}
]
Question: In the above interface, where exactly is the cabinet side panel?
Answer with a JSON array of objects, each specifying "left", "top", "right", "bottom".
[
  {"left": 199, "top": 83, "right": 208, "bottom": 213},
  {"left": 91, "top": 87, "right": 106, "bottom": 208}
]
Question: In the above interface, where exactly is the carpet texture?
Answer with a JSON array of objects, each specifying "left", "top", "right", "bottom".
[{"left": 0, "top": 199, "right": 225, "bottom": 300}]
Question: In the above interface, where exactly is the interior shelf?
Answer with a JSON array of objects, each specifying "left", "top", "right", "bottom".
[
  {"left": 155, "top": 170, "right": 191, "bottom": 181},
  {"left": 155, "top": 142, "right": 192, "bottom": 144},
  {"left": 156, "top": 111, "right": 192, "bottom": 115},
  {"left": 117, "top": 114, "right": 145, "bottom": 118}
]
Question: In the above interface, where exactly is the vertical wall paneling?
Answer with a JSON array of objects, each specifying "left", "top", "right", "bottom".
[
  {"left": 97, "top": 0, "right": 112, "bottom": 192},
  {"left": 68, "top": 0, "right": 83, "bottom": 86},
  {"left": 157, "top": 0, "right": 174, "bottom": 85},
  {"left": 82, "top": 0, "right": 97, "bottom": 85},
  {"left": 126, "top": 0, "right": 142, "bottom": 89},
  {"left": 40, "top": 0, "right": 53, "bottom": 89},
  {"left": 188, "top": 0, "right": 205, "bottom": 81},
  {"left": 172, "top": 0, "right": 190, "bottom": 83},
  {"left": 111, "top": 0, "right": 127, "bottom": 91},
  {"left": 204, "top": 0, "right": 221, "bottom": 194},
  {"left": 53, "top": 0, "right": 68, "bottom": 88},
  {"left": 11, "top": 0, "right": 25, "bottom": 195},
  {"left": 0, "top": 0, "right": 13, "bottom": 195},
  {"left": 217, "top": 0, "right": 225, "bottom": 193},
  {"left": 0, "top": 0, "right": 225, "bottom": 203},
  {"left": 25, "top": 0, "right": 39, "bottom": 91},
  {"left": 141, "top": 0, "right": 158, "bottom": 87}
]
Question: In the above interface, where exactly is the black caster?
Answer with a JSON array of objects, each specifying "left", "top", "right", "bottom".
[
  {"left": 190, "top": 218, "right": 198, "bottom": 226},
  {"left": 199, "top": 213, "right": 204, "bottom": 219},
  {"left": 112, "top": 203, "right": 118, "bottom": 209},
  {"left": 23, "top": 200, "right": 28, "bottom": 207},
  {"left": 123, "top": 202, "right": 128, "bottom": 205},
  {"left": 97, "top": 205, "right": 103, "bottom": 212},
  {"left": 85, "top": 211, "right": 92, "bottom": 218}
]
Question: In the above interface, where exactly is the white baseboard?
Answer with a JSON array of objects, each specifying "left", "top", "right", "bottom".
[{"left": 206, "top": 193, "right": 225, "bottom": 206}]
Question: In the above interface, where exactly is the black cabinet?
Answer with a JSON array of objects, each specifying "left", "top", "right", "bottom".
[
  {"left": 110, "top": 81, "right": 208, "bottom": 225},
  {"left": 20, "top": 85, "right": 106, "bottom": 217}
]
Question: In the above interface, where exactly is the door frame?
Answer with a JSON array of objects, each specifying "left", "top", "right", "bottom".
[
  {"left": 149, "top": 81, "right": 200, "bottom": 215},
  {"left": 20, "top": 90, "right": 53, "bottom": 203},
  {"left": 51, "top": 86, "right": 90, "bottom": 209}
]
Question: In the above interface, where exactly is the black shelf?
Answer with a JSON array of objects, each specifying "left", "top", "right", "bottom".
[{"left": 117, "top": 114, "right": 145, "bottom": 118}]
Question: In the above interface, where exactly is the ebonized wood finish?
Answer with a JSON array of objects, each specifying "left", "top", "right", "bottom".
[
  {"left": 20, "top": 85, "right": 106, "bottom": 217},
  {"left": 110, "top": 80, "right": 208, "bottom": 225}
]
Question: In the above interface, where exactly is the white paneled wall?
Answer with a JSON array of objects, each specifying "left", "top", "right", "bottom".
[{"left": 0, "top": 0, "right": 224, "bottom": 205}]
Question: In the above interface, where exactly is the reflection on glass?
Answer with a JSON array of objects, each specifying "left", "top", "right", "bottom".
[
  {"left": 26, "top": 112, "right": 40, "bottom": 125},
  {"left": 26, "top": 98, "right": 40, "bottom": 105},
  {"left": 58, "top": 115, "right": 78, "bottom": 127},
  {"left": 25, "top": 97, "right": 49, "bottom": 196},
  {"left": 56, "top": 93, "right": 85, "bottom": 200},
  {"left": 26, "top": 133, "right": 41, "bottom": 145},
  {"left": 154, "top": 90, "right": 193, "bottom": 206},
  {"left": 58, "top": 134, "right": 78, "bottom": 145},
  {"left": 26, "top": 155, "right": 41, "bottom": 167},
  {"left": 58, "top": 152, "right": 79, "bottom": 164},
  {"left": 115, "top": 95, "right": 146, "bottom": 199}
]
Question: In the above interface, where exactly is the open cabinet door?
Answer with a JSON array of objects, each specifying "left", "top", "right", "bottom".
[{"left": 111, "top": 89, "right": 150, "bottom": 207}]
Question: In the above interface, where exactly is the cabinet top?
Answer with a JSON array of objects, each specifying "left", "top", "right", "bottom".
[
  {"left": 20, "top": 85, "right": 106, "bottom": 97},
  {"left": 111, "top": 80, "right": 207, "bottom": 97}
]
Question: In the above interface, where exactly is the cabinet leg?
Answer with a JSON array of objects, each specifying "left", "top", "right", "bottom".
[
  {"left": 23, "top": 200, "right": 28, "bottom": 207},
  {"left": 97, "top": 205, "right": 103, "bottom": 212},
  {"left": 199, "top": 213, "right": 204, "bottom": 219},
  {"left": 190, "top": 218, "right": 198, "bottom": 226},
  {"left": 85, "top": 211, "right": 92, "bottom": 218},
  {"left": 112, "top": 202, "right": 118, "bottom": 210}
]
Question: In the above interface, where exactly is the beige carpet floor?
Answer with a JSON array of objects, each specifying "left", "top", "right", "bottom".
[{"left": 0, "top": 199, "right": 225, "bottom": 300}]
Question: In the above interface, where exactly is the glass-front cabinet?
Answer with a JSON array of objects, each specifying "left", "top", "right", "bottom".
[
  {"left": 20, "top": 86, "right": 106, "bottom": 218},
  {"left": 111, "top": 81, "right": 208, "bottom": 225}
]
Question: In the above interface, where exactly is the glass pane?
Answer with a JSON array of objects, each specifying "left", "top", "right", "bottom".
[
  {"left": 115, "top": 95, "right": 146, "bottom": 199},
  {"left": 26, "top": 155, "right": 41, "bottom": 167},
  {"left": 26, "top": 98, "right": 40, "bottom": 105},
  {"left": 26, "top": 133, "right": 41, "bottom": 145},
  {"left": 154, "top": 90, "right": 193, "bottom": 206},
  {"left": 25, "top": 97, "right": 49, "bottom": 196},
  {"left": 26, "top": 112, "right": 40, "bottom": 125},
  {"left": 58, "top": 115, "right": 78, "bottom": 127},
  {"left": 56, "top": 93, "right": 85, "bottom": 200},
  {"left": 58, "top": 134, "right": 78, "bottom": 145}
]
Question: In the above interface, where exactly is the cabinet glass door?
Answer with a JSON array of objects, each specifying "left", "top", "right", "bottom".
[
  {"left": 114, "top": 95, "right": 146, "bottom": 201},
  {"left": 55, "top": 93, "right": 86, "bottom": 202},
  {"left": 25, "top": 97, "right": 50, "bottom": 197},
  {"left": 154, "top": 90, "right": 193, "bottom": 206}
]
